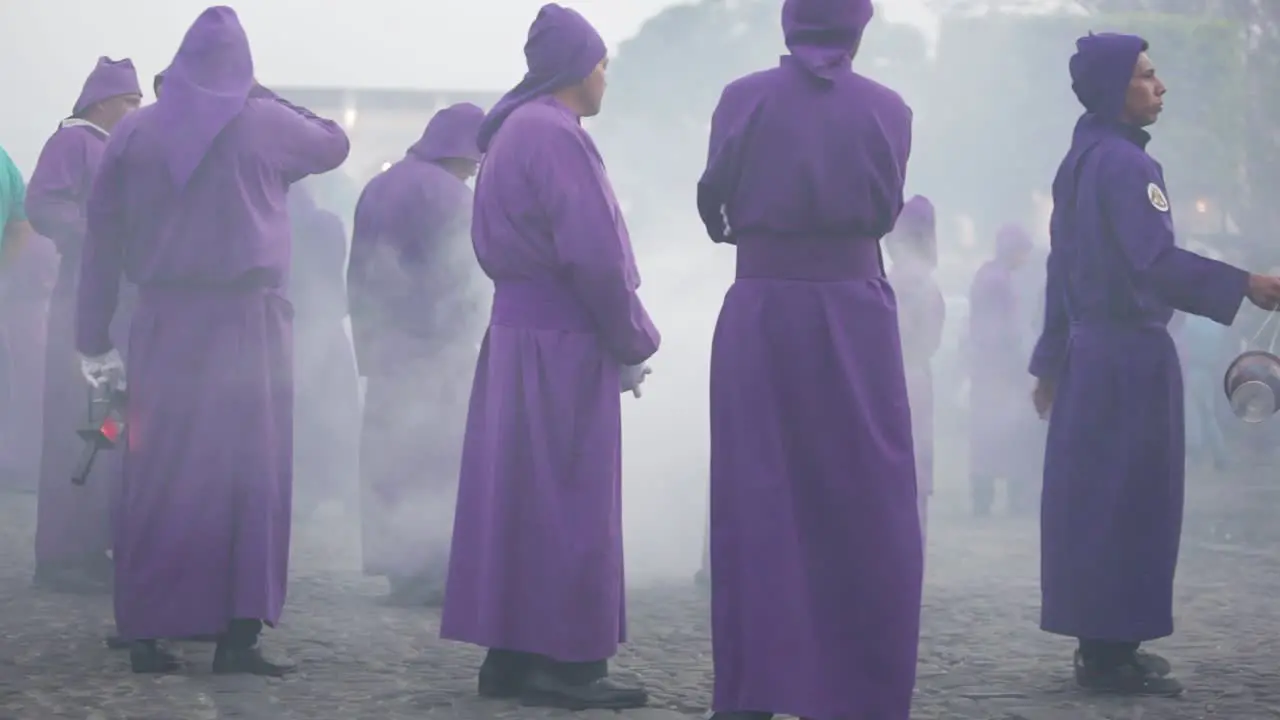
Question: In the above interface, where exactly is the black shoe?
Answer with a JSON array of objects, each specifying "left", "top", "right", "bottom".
[
  {"left": 1135, "top": 650, "right": 1172, "bottom": 677},
  {"left": 1074, "top": 650, "right": 1182, "bottom": 696},
  {"left": 519, "top": 671, "right": 648, "bottom": 710},
  {"left": 106, "top": 635, "right": 131, "bottom": 650},
  {"left": 130, "top": 641, "right": 181, "bottom": 674},
  {"left": 478, "top": 650, "right": 536, "bottom": 699},
  {"left": 212, "top": 643, "right": 295, "bottom": 677}
]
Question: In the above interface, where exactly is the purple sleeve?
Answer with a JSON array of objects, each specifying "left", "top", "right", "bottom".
[
  {"left": 24, "top": 129, "right": 91, "bottom": 254},
  {"left": 255, "top": 90, "right": 351, "bottom": 184},
  {"left": 1101, "top": 155, "right": 1248, "bottom": 325},
  {"left": 535, "top": 124, "right": 660, "bottom": 366},
  {"left": 695, "top": 86, "right": 740, "bottom": 244},
  {"left": 74, "top": 134, "right": 128, "bottom": 357}
]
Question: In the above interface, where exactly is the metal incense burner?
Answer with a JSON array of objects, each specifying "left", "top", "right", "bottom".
[{"left": 1224, "top": 311, "right": 1280, "bottom": 423}]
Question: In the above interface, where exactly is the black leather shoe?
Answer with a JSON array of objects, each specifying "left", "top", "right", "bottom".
[
  {"left": 519, "top": 671, "right": 648, "bottom": 710},
  {"left": 1074, "top": 650, "right": 1182, "bottom": 696},
  {"left": 478, "top": 650, "right": 536, "bottom": 698}
]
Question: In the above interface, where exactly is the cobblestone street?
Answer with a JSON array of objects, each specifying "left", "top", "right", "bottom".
[{"left": 1, "top": 474, "right": 1278, "bottom": 720}]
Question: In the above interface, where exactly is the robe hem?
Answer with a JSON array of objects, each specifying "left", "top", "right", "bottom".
[{"left": 1039, "top": 621, "right": 1173, "bottom": 643}]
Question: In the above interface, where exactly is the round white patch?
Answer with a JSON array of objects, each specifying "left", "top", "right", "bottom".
[{"left": 1147, "top": 182, "right": 1169, "bottom": 212}]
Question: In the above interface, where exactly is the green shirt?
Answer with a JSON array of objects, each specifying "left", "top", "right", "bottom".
[{"left": 0, "top": 145, "right": 26, "bottom": 254}]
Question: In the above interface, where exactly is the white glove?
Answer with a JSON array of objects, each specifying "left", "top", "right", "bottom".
[
  {"left": 620, "top": 363, "right": 652, "bottom": 398},
  {"left": 79, "top": 348, "right": 125, "bottom": 389}
]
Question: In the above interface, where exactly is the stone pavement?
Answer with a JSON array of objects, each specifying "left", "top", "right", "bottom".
[{"left": 1, "top": 479, "right": 1279, "bottom": 720}]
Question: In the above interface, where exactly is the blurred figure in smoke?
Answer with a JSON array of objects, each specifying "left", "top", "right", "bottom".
[
  {"left": 887, "top": 195, "right": 944, "bottom": 546},
  {"left": 75, "top": 7, "right": 349, "bottom": 674},
  {"left": 0, "top": 234, "right": 57, "bottom": 493},
  {"left": 348, "top": 102, "right": 486, "bottom": 607},
  {"left": 440, "top": 4, "right": 658, "bottom": 710},
  {"left": 1030, "top": 32, "right": 1280, "bottom": 695},
  {"left": 288, "top": 182, "right": 359, "bottom": 517},
  {"left": 27, "top": 56, "right": 142, "bottom": 594},
  {"left": 0, "top": 145, "right": 44, "bottom": 492},
  {"left": 696, "top": 0, "right": 921, "bottom": 717},
  {"left": 967, "top": 223, "right": 1033, "bottom": 516}
]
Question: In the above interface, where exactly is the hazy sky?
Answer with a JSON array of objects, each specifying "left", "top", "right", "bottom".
[
  {"left": 0, "top": 0, "right": 935, "bottom": 168},
  {"left": 6, "top": 0, "right": 936, "bottom": 91}
]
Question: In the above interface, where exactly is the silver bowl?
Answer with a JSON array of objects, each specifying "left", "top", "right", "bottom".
[{"left": 1223, "top": 350, "right": 1280, "bottom": 423}]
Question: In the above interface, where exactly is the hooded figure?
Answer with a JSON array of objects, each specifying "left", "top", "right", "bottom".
[
  {"left": 695, "top": 0, "right": 920, "bottom": 717},
  {"left": 1029, "top": 33, "right": 1259, "bottom": 695},
  {"left": 26, "top": 56, "right": 142, "bottom": 595},
  {"left": 348, "top": 102, "right": 489, "bottom": 607},
  {"left": 74, "top": 5, "right": 348, "bottom": 676},
  {"left": 967, "top": 223, "right": 1034, "bottom": 516},
  {"left": 287, "top": 182, "right": 359, "bottom": 517},
  {"left": 887, "top": 195, "right": 944, "bottom": 547},
  {"left": 439, "top": 4, "right": 659, "bottom": 711}
]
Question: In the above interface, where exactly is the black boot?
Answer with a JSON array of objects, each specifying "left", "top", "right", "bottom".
[
  {"left": 130, "top": 640, "right": 181, "bottom": 674},
  {"left": 478, "top": 649, "right": 538, "bottom": 698},
  {"left": 520, "top": 658, "right": 648, "bottom": 710},
  {"left": 212, "top": 619, "right": 294, "bottom": 677},
  {"left": 1074, "top": 643, "right": 1181, "bottom": 696}
]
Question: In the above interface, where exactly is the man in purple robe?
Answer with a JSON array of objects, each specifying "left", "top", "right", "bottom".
[
  {"left": 0, "top": 233, "right": 58, "bottom": 493},
  {"left": 74, "top": 6, "right": 349, "bottom": 675},
  {"left": 1030, "top": 32, "right": 1280, "bottom": 695},
  {"left": 696, "top": 1, "right": 921, "bottom": 718},
  {"left": 288, "top": 183, "right": 359, "bottom": 518},
  {"left": 350, "top": 103, "right": 487, "bottom": 608},
  {"left": 968, "top": 223, "right": 1033, "bottom": 517},
  {"left": 888, "top": 195, "right": 944, "bottom": 547},
  {"left": 440, "top": 4, "right": 659, "bottom": 710},
  {"left": 26, "top": 56, "right": 142, "bottom": 594}
]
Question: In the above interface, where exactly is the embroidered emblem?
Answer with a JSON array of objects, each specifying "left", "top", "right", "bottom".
[{"left": 1147, "top": 183, "right": 1169, "bottom": 212}]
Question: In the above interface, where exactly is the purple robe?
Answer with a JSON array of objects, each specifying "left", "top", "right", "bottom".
[
  {"left": 74, "top": 6, "right": 349, "bottom": 640},
  {"left": 27, "top": 115, "right": 138, "bottom": 567},
  {"left": 967, "top": 224, "right": 1033, "bottom": 481},
  {"left": 696, "top": 1, "right": 920, "bottom": 717},
  {"left": 288, "top": 185, "right": 359, "bottom": 511},
  {"left": 349, "top": 103, "right": 486, "bottom": 586},
  {"left": 1030, "top": 33, "right": 1248, "bottom": 643},
  {"left": 441, "top": 5, "right": 660, "bottom": 663},
  {"left": 0, "top": 234, "right": 58, "bottom": 491}
]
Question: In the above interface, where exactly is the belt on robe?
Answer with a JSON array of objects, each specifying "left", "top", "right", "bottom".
[
  {"left": 733, "top": 234, "right": 883, "bottom": 281},
  {"left": 490, "top": 280, "right": 595, "bottom": 332},
  {"left": 138, "top": 276, "right": 286, "bottom": 310}
]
